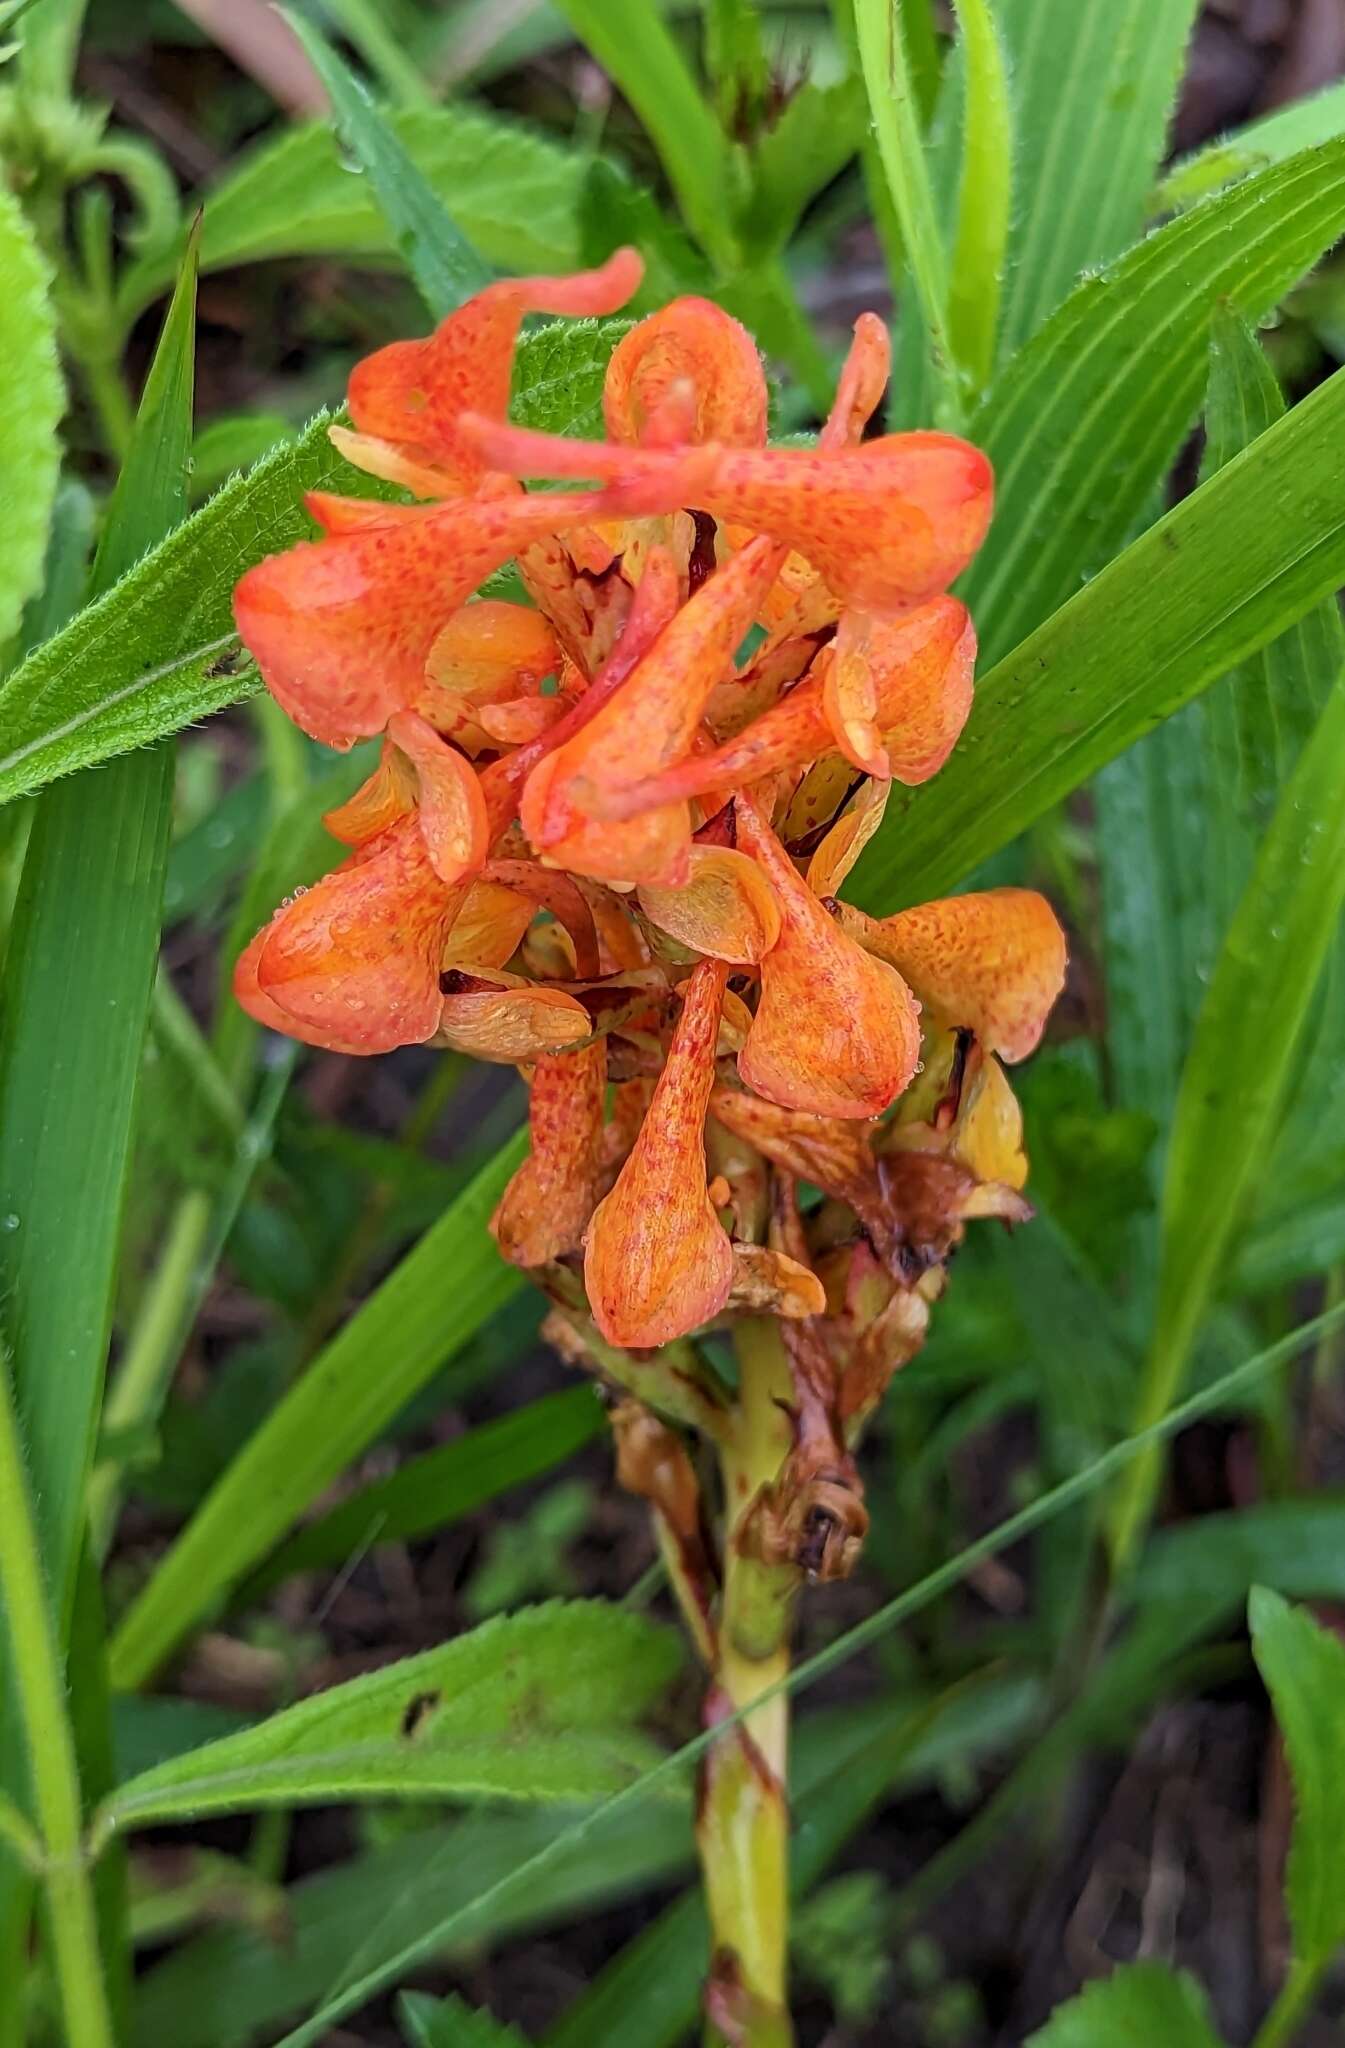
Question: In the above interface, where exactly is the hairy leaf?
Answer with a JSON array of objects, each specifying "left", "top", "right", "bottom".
[
  {"left": 0, "top": 183, "right": 63, "bottom": 647},
  {"left": 1250, "top": 1588, "right": 1345, "bottom": 1969},
  {"left": 1155, "top": 76, "right": 1345, "bottom": 213},
  {"left": 1025, "top": 1963, "right": 1220, "bottom": 2048}
]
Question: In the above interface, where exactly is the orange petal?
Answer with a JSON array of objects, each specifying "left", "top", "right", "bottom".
[
  {"left": 459, "top": 423, "right": 994, "bottom": 612},
  {"left": 386, "top": 712, "right": 488, "bottom": 887},
  {"left": 583, "top": 957, "right": 733, "bottom": 1347},
  {"left": 477, "top": 697, "right": 563, "bottom": 745},
  {"left": 243, "top": 818, "right": 460, "bottom": 1053},
  {"left": 840, "top": 599, "right": 976, "bottom": 783},
  {"left": 806, "top": 777, "right": 890, "bottom": 898},
  {"left": 233, "top": 489, "right": 609, "bottom": 749},
  {"left": 323, "top": 741, "right": 416, "bottom": 846},
  {"left": 436, "top": 972, "right": 591, "bottom": 1061},
  {"left": 638, "top": 846, "right": 781, "bottom": 964},
  {"left": 735, "top": 800, "right": 921, "bottom": 1119},
  {"left": 603, "top": 299, "right": 768, "bottom": 448},
  {"left": 422, "top": 600, "right": 560, "bottom": 715},
  {"left": 726, "top": 1244, "right": 827, "bottom": 1317},
  {"left": 824, "top": 612, "right": 888, "bottom": 776},
  {"left": 837, "top": 889, "right": 1067, "bottom": 1063},
  {"left": 820, "top": 312, "right": 891, "bottom": 450},
  {"left": 480, "top": 859, "right": 601, "bottom": 978},
  {"left": 347, "top": 249, "right": 643, "bottom": 488},
  {"left": 443, "top": 878, "right": 536, "bottom": 969},
  {"left": 710, "top": 1083, "right": 879, "bottom": 1217},
  {"left": 491, "top": 1041, "right": 608, "bottom": 1265}
]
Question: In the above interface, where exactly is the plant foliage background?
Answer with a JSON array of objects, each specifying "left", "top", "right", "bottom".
[{"left": 2, "top": 1, "right": 1345, "bottom": 2043}]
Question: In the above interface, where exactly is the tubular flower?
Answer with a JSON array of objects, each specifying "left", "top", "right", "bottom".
[{"left": 231, "top": 257, "right": 1067, "bottom": 1427}]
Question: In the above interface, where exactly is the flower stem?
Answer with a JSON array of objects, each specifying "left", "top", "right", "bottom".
[
  {"left": 699, "top": 1318, "right": 798, "bottom": 2046},
  {"left": 0, "top": 1345, "right": 112, "bottom": 2048}
]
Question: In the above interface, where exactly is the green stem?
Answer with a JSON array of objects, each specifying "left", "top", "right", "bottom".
[
  {"left": 0, "top": 1348, "right": 112, "bottom": 2048},
  {"left": 700, "top": 1319, "right": 797, "bottom": 2047},
  {"left": 1252, "top": 1957, "right": 1324, "bottom": 2048}
]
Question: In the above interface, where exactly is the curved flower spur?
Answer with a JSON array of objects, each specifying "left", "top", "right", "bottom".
[{"left": 231, "top": 250, "right": 1067, "bottom": 2045}]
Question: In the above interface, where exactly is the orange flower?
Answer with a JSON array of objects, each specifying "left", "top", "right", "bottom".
[{"left": 230, "top": 257, "right": 1066, "bottom": 1358}]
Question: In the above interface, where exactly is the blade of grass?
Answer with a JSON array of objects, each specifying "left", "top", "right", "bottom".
[
  {"left": 0, "top": 221, "right": 199, "bottom": 2023},
  {"left": 272, "top": 1303, "right": 1345, "bottom": 2044},
  {"left": 315, "top": 0, "right": 434, "bottom": 107},
  {"left": 284, "top": 9, "right": 491, "bottom": 318},
  {"left": 1108, "top": 655, "right": 1345, "bottom": 1576},
  {"left": 854, "top": 0, "right": 958, "bottom": 421},
  {"left": 108, "top": 1132, "right": 527, "bottom": 1688},
  {"left": 853, "top": 358, "right": 1345, "bottom": 909},
  {"left": 1154, "top": 77, "right": 1345, "bottom": 213},
  {"left": 0, "top": 1342, "right": 113, "bottom": 2048},
  {"left": 946, "top": 0, "right": 1012, "bottom": 394}
]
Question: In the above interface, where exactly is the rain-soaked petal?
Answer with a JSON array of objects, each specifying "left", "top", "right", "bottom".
[
  {"left": 638, "top": 846, "right": 781, "bottom": 964},
  {"left": 604, "top": 298, "right": 768, "bottom": 448},
  {"left": 436, "top": 971, "right": 592, "bottom": 1061},
  {"left": 584, "top": 958, "right": 734, "bottom": 1347},
  {"left": 492, "top": 1040, "right": 608, "bottom": 1266},
  {"left": 386, "top": 712, "right": 488, "bottom": 887}
]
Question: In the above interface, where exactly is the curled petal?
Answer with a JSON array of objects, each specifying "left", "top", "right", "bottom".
[
  {"left": 491, "top": 1042, "right": 608, "bottom": 1266},
  {"left": 837, "top": 889, "right": 1067, "bottom": 1063},
  {"left": 820, "top": 312, "right": 891, "bottom": 450},
  {"left": 523, "top": 750, "right": 693, "bottom": 888},
  {"left": 387, "top": 712, "right": 488, "bottom": 886},
  {"left": 423, "top": 601, "right": 560, "bottom": 715},
  {"left": 323, "top": 742, "right": 416, "bottom": 846},
  {"left": 638, "top": 846, "right": 781, "bottom": 964},
  {"left": 735, "top": 800, "right": 921, "bottom": 1119},
  {"left": 806, "top": 778, "right": 890, "bottom": 898},
  {"left": 239, "top": 818, "right": 460, "bottom": 1054},
  {"left": 726, "top": 1244, "right": 827, "bottom": 1317},
  {"left": 583, "top": 958, "right": 733, "bottom": 1347},
  {"left": 347, "top": 248, "right": 643, "bottom": 488},
  {"left": 599, "top": 595, "right": 972, "bottom": 819},
  {"left": 459, "top": 422, "right": 994, "bottom": 612},
  {"left": 327, "top": 424, "right": 460, "bottom": 500},
  {"left": 480, "top": 859, "right": 601, "bottom": 978},
  {"left": 956, "top": 1049, "right": 1029, "bottom": 1190},
  {"left": 604, "top": 299, "right": 768, "bottom": 449},
  {"left": 477, "top": 697, "right": 562, "bottom": 745},
  {"left": 234, "top": 489, "right": 610, "bottom": 749},
  {"left": 529, "top": 535, "right": 784, "bottom": 850},
  {"left": 437, "top": 972, "right": 591, "bottom": 1061},
  {"left": 443, "top": 879, "right": 536, "bottom": 969},
  {"left": 709, "top": 1084, "right": 880, "bottom": 1219}
]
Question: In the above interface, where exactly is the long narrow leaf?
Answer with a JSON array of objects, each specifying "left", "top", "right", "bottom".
[
  {"left": 0, "top": 183, "right": 63, "bottom": 645},
  {"left": 1155, "top": 76, "right": 1345, "bottom": 214},
  {"left": 967, "top": 134, "right": 1345, "bottom": 666},
  {"left": 996, "top": 0, "right": 1199, "bottom": 353},
  {"left": 946, "top": 0, "right": 1012, "bottom": 392},
  {"left": 853, "top": 359, "right": 1345, "bottom": 909},
  {"left": 284, "top": 10, "right": 491, "bottom": 318}
]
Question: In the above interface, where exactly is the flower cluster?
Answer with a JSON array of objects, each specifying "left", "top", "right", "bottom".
[{"left": 233, "top": 250, "right": 1066, "bottom": 1556}]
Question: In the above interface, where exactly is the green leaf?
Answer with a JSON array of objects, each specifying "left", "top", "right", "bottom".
[
  {"left": 550, "top": 0, "right": 735, "bottom": 269},
  {"left": 0, "top": 227, "right": 197, "bottom": 2005},
  {"left": 1155, "top": 77, "right": 1345, "bottom": 214},
  {"left": 400, "top": 1992, "right": 527, "bottom": 2048},
  {"left": 1024, "top": 1963, "right": 1221, "bottom": 2048},
  {"left": 852, "top": 357, "right": 1345, "bottom": 910},
  {"left": 0, "top": 320, "right": 626, "bottom": 807},
  {"left": 1140, "top": 1498, "right": 1345, "bottom": 1613},
  {"left": 946, "top": 0, "right": 1012, "bottom": 392},
  {"left": 1109, "top": 632, "right": 1345, "bottom": 1569},
  {"left": 0, "top": 182, "right": 63, "bottom": 646},
  {"left": 854, "top": 0, "right": 957, "bottom": 421},
  {"left": 108, "top": 1135, "right": 528, "bottom": 1688},
  {"left": 997, "top": 0, "right": 1199, "bottom": 354},
  {"left": 285, "top": 10, "right": 491, "bottom": 320},
  {"left": 121, "top": 103, "right": 606, "bottom": 318},
  {"left": 97, "top": 1604, "right": 681, "bottom": 1837},
  {"left": 966, "top": 136, "right": 1345, "bottom": 668},
  {"left": 738, "top": 77, "right": 868, "bottom": 256},
  {"left": 1250, "top": 1588, "right": 1345, "bottom": 1969},
  {"left": 250, "top": 1386, "right": 603, "bottom": 1591},
  {"left": 1096, "top": 311, "right": 1342, "bottom": 1138}
]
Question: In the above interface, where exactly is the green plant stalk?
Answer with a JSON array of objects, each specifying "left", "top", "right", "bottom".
[
  {"left": 698, "top": 1319, "right": 797, "bottom": 2047},
  {"left": 1251, "top": 1956, "right": 1325, "bottom": 2048},
  {"left": 0, "top": 1348, "right": 112, "bottom": 2048}
]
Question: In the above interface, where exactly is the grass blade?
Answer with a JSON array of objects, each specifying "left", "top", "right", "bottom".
[
  {"left": 854, "top": 0, "right": 957, "bottom": 419},
  {"left": 0, "top": 225, "right": 198, "bottom": 2022},
  {"left": 997, "top": 0, "right": 1199, "bottom": 353},
  {"left": 946, "top": 0, "right": 1012, "bottom": 393},
  {"left": 1155, "top": 76, "right": 1345, "bottom": 213},
  {"left": 1108, "top": 653, "right": 1345, "bottom": 1574},
  {"left": 0, "top": 181, "right": 63, "bottom": 646},
  {"left": 284, "top": 9, "right": 491, "bottom": 319},
  {"left": 852, "top": 359, "right": 1345, "bottom": 910},
  {"left": 108, "top": 1133, "right": 527, "bottom": 1688}
]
